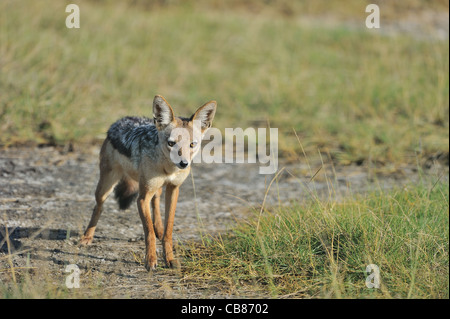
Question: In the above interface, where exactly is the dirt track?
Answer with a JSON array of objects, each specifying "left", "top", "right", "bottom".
[{"left": 0, "top": 145, "right": 446, "bottom": 298}]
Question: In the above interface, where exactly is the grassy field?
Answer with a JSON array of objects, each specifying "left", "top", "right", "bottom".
[
  {"left": 0, "top": 0, "right": 448, "bottom": 166},
  {"left": 181, "top": 178, "right": 449, "bottom": 298}
]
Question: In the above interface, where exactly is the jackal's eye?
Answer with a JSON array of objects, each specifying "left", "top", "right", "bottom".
[
  {"left": 167, "top": 140, "right": 176, "bottom": 147},
  {"left": 190, "top": 141, "right": 197, "bottom": 148}
]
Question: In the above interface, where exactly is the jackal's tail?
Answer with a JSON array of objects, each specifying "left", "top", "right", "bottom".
[{"left": 114, "top": 178, "right": 138, "bottom": 210}]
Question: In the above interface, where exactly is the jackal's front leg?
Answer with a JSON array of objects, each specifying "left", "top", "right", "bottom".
[
  {"left": 163, "top": 184, "right": 180, "bottom": 269},
  {"left": 137, "top": 185, "right": 158, "bottom": 271}
]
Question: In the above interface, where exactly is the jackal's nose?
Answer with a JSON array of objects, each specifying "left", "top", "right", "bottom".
[{"left": 179, "top": 160, "right": 189, "bottom": 169}]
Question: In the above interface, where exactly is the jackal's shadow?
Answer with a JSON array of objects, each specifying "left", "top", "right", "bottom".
[{"left": 0, "top": 226, "right": 78, "bottom": 253}]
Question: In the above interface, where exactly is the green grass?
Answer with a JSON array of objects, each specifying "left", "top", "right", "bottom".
[
  {"left": 0, "top": 270, "right": 107, "bottom": 299},
  {"left": 181, "top": 180, "right": 449, "bottom": 298},
  {"left": 0, "top": 0, "right": 448, "bottom": 166}
]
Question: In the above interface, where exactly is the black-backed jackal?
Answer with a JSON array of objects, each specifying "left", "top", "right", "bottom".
[{"left": 81, "top": 95, "right": 217, "bottom": 270}]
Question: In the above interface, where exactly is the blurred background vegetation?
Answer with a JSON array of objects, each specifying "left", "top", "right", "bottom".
[{"left": 0, "top": 0, "right": 448, "bottom": 167}]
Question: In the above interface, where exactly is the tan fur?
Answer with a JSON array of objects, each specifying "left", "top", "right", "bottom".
[{"left": 80, "top": 95, "right": 217, "bottom": 271}]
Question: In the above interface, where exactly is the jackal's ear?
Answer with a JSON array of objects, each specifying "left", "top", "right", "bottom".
[
  {"left": 191, "top": 101, "right": 217, "bottom": 133},
  {"left": 153, "top": 95, "right": 175, "bottom": 130}
]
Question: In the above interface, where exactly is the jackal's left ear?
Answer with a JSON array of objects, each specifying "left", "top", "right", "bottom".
[
  {"left": 153, "top": 95, "right": 175, "bottom": 130},
  {"left": 191, "top": 101, "right": 217, "bottom": 133}
]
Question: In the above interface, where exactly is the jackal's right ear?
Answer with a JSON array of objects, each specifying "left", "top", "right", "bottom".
[{"left": 153, "top": 95, "right": 175, "bottom": 130}]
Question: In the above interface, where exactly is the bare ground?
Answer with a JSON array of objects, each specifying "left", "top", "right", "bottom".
[{"left": 0, "top": 145, "right": 447, "bottom": 298}]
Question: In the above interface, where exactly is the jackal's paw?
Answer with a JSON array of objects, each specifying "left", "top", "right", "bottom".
[
  {"left": 79, "top": 235, "right": 93, "bottom": 246},
  {"left": 166, "top": 258, "right": 181, "bottom": 270},
  {"left": 155, "top": 230, "right": 164, "bottom": 241},
  {"left": 144, "top": 256, "right": 158, "bottom": 271}
]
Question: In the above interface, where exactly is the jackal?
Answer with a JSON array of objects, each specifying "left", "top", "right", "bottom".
[{"left": 80, "top": 95, "right": 217, "bottom": 270}]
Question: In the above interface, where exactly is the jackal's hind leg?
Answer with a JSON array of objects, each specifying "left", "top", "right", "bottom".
[
  {"left": 151, "top": 187, "right": 164, "bottom": 240},
  {"left": 80, "top": 169, "right": 120, "bottom": 245}
]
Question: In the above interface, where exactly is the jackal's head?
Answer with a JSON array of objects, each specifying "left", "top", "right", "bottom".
[{"left": 153, "top": 95, "right": 217, "bottom": 170}]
